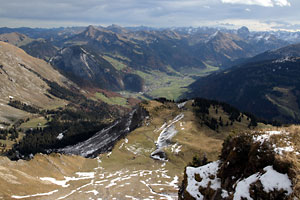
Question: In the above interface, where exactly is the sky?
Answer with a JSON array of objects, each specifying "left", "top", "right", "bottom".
[{"left": 0, "top": 0, "right": 299, "bottom": 31}]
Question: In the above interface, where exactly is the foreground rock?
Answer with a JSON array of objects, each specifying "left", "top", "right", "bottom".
[{"left": 179, "top": 130, "right": 300, "bottom": 200}]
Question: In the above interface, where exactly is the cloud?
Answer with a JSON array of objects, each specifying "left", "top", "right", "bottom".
[
  {"left": 221, "top": 0, "right": 291, "bottom": 7},
  {"left": 266, "top": 20, "right": 300, "bottom": 31},
  {"left": 274, "top": 0, "right": 291, "bottom": 6},
  {"left": 0, "top": 0, "right": 298, "bottom": 30}
]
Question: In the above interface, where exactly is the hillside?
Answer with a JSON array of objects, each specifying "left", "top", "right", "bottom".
[
  {"left": 0, "top": 41, "right": 127, "bottom": 157},
  {"left": 0, "top": 32, "right": 33, "bottom": 47},
  {"left": 0, "top": 41, "right": 72, "bottom": 124},
  {"left": 187, "top": 55, "right": 300, "bottom": 123},
  {"left": 50, "top": 45, "right": 144, "bottom": 91},
  {"left": 0, "top": 99, "right": 267, "bottom": 199},
  {"left": 20, "top": 39, "right": 59, "bottom": 61},
  {"left": 243, "top": 43, "right": 300, "bottom": 64},
  {"left": 0, "top": 32, "right": 59, "bottom": 61}
]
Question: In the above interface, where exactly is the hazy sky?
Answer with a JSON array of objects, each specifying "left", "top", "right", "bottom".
[{"left": 0, "top": 0, "right": 299, "bottom": 31}]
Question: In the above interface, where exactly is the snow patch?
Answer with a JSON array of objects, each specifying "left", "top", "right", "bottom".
[
  {"left": 11, "top": 190, "right": 59, "bottom": 199},
  {"left": 177, "top": 101, "right": 187, "bottom": 109},
  {"left": 57, "top": 133, "right": 64, "bottom": 140},
  {"left": 40, "top": 172, "right": 94, "bottom": 188},
  {"left": 151, "top": 113, "right": 184, "bottom": 160},
  {"left": 171, "top": 143, "right": 182, "bottom": 154},
  {"left": 260, "top": 166, "right": 292, "bottom": 194},
  {"left": 154, "top": 123, "right": 167, "bottom": 133},
  {"left": 273, "top": 57, "right": 297, "bottom": 63},
  {"left": 273, "top": 145, "right": 294, "bottom": 155},
  {"left": 253, "top": 130, "right": 297, "bottom": 155},
  {"left": 253, "top": 130, "right": 287, "bottom": 144},
  {"left": 156, "top": 114, "right": 184, "bottom": 150},
  {"left": 186, "top": 161, "right": 221, "bottom": 200},
  {"left": 85, "top": 190, "right": 99, "bottom": 195},
  {"left": 186, "top": 160, "right": 293, "bottom": 200},
  {"left": 125, "top": 195, "right": 139, "bottom": 200},
  {"left": 40, "top": 177, "right": 70, "bottom": 187},
  {"left": 76, "top": 172, "right": 95, "bottom": 178},
  {"left": 234, "top": 173, "right": 259, "bottom": 200},
  {"left": 234, "top": 165, "right": 292, "bottom": 199}
]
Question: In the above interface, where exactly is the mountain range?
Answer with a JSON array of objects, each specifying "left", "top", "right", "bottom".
[
  {"left": 1, "top": 25, "right": 300, "bottom": 122},
  {"left": 0, "top": 25, "right": 290, "bottom": 69},
  {"left": 0, "top": 25, "right": 292, "bottom": 101},
  {"left": 0, "top": 24, "right": 300, "bottom": 199},
  {"left": 187, "top": 43, "right": 300, "bottom": 123}
]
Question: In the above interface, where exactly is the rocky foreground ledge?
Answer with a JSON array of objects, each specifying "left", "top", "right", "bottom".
[{"left": 179, "top": 129, "right": 300, "bottom": 200}]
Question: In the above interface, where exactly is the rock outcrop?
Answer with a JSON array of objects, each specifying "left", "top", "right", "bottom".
[{"left": 179, "top": 131, "right": 298, "bottom": 200}]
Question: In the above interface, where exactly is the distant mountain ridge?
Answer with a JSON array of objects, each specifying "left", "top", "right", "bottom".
[
  {"left": 186, "top": 43, "right": 300, "bottom": 123},
  {"left": 0, "top": 32, "right": 33, "bottom": 46},
  {"left": 0, "top": 25, "right": 291, "bottom": 69},
  {"left": 0, "top": 25, "right": 295, "bottom": 99},
  {"left": 60, "top": 25, "right": 288, "bottom": 69}
]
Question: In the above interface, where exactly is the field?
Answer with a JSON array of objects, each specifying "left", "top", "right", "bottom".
[
  {"left": 102, "top": 55, "right": 127, "bottom": 71},
  {"left": 19, "top": 117, "right": 48, "bottom": 130},
  {"left": 131, "top": 69, "right": 214, "bottom": 101},
  {"left": 94, "top": 92, "right": 128, "bottom": 106},
  {"left": 132, "top": 63, "right": 219, "bottom": 101}
]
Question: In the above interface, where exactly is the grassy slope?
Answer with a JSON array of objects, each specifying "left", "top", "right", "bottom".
[
  {"left": 266, "top": 87, "right": 300, "bottom": 120},
  {"left": 133, "top": 70, "right": 194, "bottom": 100},
  {"left": 86, "top": 100, "right": 265, "bottom": 198},
  {"left": 94, "top": 92, "right": 128, "bottom": 106},
  {"left": 19, "top": 117, "right": 48, "bottom": 130},
  {"left": 102, "top": 55, "right": 127, "bottom": 71},
  {"left": 0, "top": 100, "right": 268, "bottom": 199}
]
